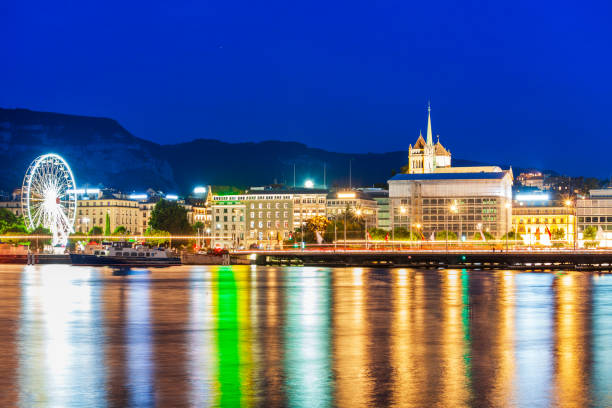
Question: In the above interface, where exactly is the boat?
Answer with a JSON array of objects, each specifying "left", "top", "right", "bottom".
[{"left": 70, "top": 241, "right": 181, "bottom": 267}]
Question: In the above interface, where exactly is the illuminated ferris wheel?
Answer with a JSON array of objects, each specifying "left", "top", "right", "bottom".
[{"left": 21, "top": 154, "right": 77, "bottom": 247}]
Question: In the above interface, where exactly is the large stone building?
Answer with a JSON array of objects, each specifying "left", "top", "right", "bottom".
[
  {"left": 512, "top": 199, "right": 575, "bottom": 245},
  {"left": 211, "top": 199, "right": 246, "bottom": 248},
  {"left": 389, "top": 172, "right": 513, "bottom": 239},
  {"left": 213, "top": 187, "right": 329, "bottom": 247},
  {"left": 391, "top": 104, "right": 514, "bottom": 239}
]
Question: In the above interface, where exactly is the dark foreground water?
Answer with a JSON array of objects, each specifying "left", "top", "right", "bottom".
[{"left": 0, "top": 265, "right": 611, "bottom": 407}]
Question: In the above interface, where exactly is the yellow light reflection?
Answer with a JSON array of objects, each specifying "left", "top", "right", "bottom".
[
  {"left": 335, "top": 267, "right": 369, "bottom": 407},
  {"left": 554, "top": 273, "right": 590, "bottom": 407},
  {"left": 440, "top": 269, "right": 470, "bottom": 407}
]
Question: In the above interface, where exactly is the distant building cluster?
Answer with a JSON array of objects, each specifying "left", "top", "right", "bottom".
[{"left": 1, "top": 104, "right": 609, "bottom": 248}]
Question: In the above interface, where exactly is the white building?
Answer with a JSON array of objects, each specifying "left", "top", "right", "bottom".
[{"left": 389, "top": 171, "right": 513, "bottom": 239}]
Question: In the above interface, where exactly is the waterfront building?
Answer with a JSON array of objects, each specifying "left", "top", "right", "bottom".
[
  {"left": 511, "top": 194, "right": 575, "bottom": 245},
  {"left": 213, "top": 187, "right": 328, "bottom": 247},
  {"left": 389, "top": 171, "right": 513, "bottom": 239},
  {"left": 326, "top": 190, "right": 378, "bottom": 227},
  {"left": 359, "top": 188, "right": 390, "bottom": 230},
  {"left": 210, "top": 199, "right": 246, "bottom": 249},
  {"left": 213, "top": 191, "right": 293, "bottom": 247},
  {"left": 577, "top": 188, "right": 612, "bottom": 247},
  {"left": 0, "top": 200, "right": 22, "bottom": 217},
  {"left": 75, "top": 198, "right": 141, "bottom": 234}
]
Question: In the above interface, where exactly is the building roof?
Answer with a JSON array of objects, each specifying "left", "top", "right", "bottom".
[
  {"left": 389, "top": 171, "right": 509, "bottom": 182},
  {"left": 245, "top": 187, "right": 329, "bottom": 195},
  {"left": 413, "top": 133, "right": 426, "bottom": 149},
  {"left": 434, "top": 141, "right": 450, "bottom": 156},
  {"left": 434, "top": 165, "right": 502, "bottom": 174}
]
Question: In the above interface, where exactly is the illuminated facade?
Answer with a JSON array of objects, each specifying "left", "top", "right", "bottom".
[
  {"left": 210, "top": 201, "right": 246, "bottom": 248},
  {"left": 389, "top": 171, "right": 513, "bottom": 239},
  {"left": 326, "top": 190, "right": 378, "bottom": 227},
  {"left": 511, "top": 202, "right": 575, "bottom": 245},
  {"left": 75, "top": 198, "right": 141, "bottom": 234}
]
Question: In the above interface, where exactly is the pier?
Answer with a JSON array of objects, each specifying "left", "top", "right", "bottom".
[{"left": 242, "top": 250, "right": 612, "bottom": 271}]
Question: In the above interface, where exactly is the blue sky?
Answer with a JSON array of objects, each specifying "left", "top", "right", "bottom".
[{"left": 2, "top": 0, "right": 611, "bottom": 176}]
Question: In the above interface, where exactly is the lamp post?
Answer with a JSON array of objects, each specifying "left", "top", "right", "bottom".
[
  {"left": 400, "top": 206, "right": 406, "bottom": 250},
  {"left": 505, "top": 202, "right": 511, "bottom": 252},
  {"left": 414, "top": 223, "right": 422, "bottom": 250},
  {"left": 564, "top": 199, "right": 572, "bottom": 249},
  {"left": 356, "top": 209, "right": 364, "bottom": 249},
  {"left": 449, "top": 202, "right": 458, "bottom": 251}
]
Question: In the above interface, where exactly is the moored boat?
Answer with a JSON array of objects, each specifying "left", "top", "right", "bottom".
[{"left": 70, "top": 242, "right": 181, "bottom": 267}]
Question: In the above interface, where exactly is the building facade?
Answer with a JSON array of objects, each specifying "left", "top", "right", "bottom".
[
  {"left": 359, "top": 188, "right": 390, "bottom": 230},
  {"left": 75, "top": 198, "right": 141, "bottom": 234},
  {"left": 577, "top": 189, "right": 612, "bottom": 247},
  {"left": 512, "top": 202, "right": 575, "bottom": 245},
  {"left": 389, "top": 172, "right": 513, "bottom": 239},
  {"left": 326, "top": 190, "right": 378, "bottom": 227},
  {"left": 211, "top": 200, "right": 246, "bottom": 248}
]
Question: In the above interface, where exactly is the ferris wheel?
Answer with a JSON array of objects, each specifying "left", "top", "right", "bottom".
[{"left": 21, "top": 154, "right": 77, "bottom": 247}]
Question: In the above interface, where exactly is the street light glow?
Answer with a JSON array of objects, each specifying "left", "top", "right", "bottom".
[
  {"left": 193, "top": 186, "right": 207, "bottom": 194},
  {"left": 304, "top": 180, "right": 314, "bottom": 188}
]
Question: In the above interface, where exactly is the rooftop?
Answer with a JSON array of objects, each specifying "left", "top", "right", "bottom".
[{"left": 389, "top": 171, "right": 509, "bottom": 181}]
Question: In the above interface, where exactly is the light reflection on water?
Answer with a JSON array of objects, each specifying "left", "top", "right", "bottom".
[{"left": 0, "top": 265, "right": 611, "bottom": 407}]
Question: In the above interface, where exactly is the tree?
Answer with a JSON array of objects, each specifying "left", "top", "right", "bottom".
[
  {"left": 306, "top": 215, "right": 331, "bottom": 233},
  {"left": 472, "top": 231, "right": 495, "bottom": 240},
  {"left": 436, "top": 230, "right": 457, "bottom": 240},
  {"left": 104, "top": 213, "right": 111, "bottom": 236},
  {"left": 149, "top": 199, "right": 192, "bottom": 234},
  {"left": 113, "top": 225, "right": 127, "bottom": 235},
  {"left": 193, "top": 221, "right": 204, "bottom": 232},
  {"left": 29, "top": 226, "right": 52, "bottom": 251},
  {"left": 0, "top": 208, "right": 26, "bottom": 234},
  {"left": 393, "top": 227, "right": 420, "bottom": 241},
  {"left": 144, "top": 227, "right": 170, "bottom": 246},
  {"left": 501, "top": 231, "right": 522, "bottom": 240},
  {"left": 89, "top": 226, "right": 103, "bottom": 236},
  {"left": 551, "top": 227, "right": 565, "bottom": 241},
  {"left": 583, "top": 225, "right": 598, "bottom": 240}
]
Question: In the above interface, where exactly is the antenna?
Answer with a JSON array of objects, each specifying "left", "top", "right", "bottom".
[
  {"left": 349, "top": 159, "right": 352, "bottom": 189},
  {"left": 323, "top": 163, "right": 326, "bottom": 189}
]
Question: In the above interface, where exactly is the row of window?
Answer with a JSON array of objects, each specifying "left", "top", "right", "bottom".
[
  {"left": 515, "top": 218, "right": 568, "bottom": 224},
  {"left": 579, "top": 217, "right": 612, "bottom": 223},
  {"left": 249, "top": 221, "right": 290, "bottom": 229},
  {"left": 249, "top": 211, "right": 289, "bottom": 219}
]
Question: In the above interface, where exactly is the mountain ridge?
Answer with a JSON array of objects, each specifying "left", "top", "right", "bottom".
[{"left": 0, "top": 107, "right": 518, "bottom": 194}]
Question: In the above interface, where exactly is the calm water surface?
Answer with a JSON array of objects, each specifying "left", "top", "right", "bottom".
[{"left": 0, "top": 265, "right": 611, "bottom": 407}]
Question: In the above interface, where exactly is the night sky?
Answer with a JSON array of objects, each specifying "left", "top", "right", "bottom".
[{"left": 2, "top": 1, "right": 611, "bottom": 177}]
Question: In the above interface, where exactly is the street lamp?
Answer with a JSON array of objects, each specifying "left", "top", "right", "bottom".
[
  {"left": 356, "top": 208, "right": 368, "bottom": 249},
  {"left": 449, "top": 202, "right": 458, "bottom": 249},
  {"left": 505, "top": 202, "right": 511, "bottom": 252},
  {"left": 564, "top": 199, "right": 572, "bottom": 249},
  {"left": 400, "top": 205, "right": 406, "bottom": 250}
]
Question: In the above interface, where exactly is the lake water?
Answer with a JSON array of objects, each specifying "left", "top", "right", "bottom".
[{"left": 0, "top": 265, "right": 611, "bottom": 407}]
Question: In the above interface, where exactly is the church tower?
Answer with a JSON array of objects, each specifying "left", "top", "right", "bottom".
[{"left": 407, "top": 102, "right": 451, "bottom": 174}]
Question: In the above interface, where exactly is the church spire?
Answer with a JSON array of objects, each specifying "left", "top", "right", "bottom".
[{"left": 426, "top": 101, "right": 433, "bottom": 146}]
